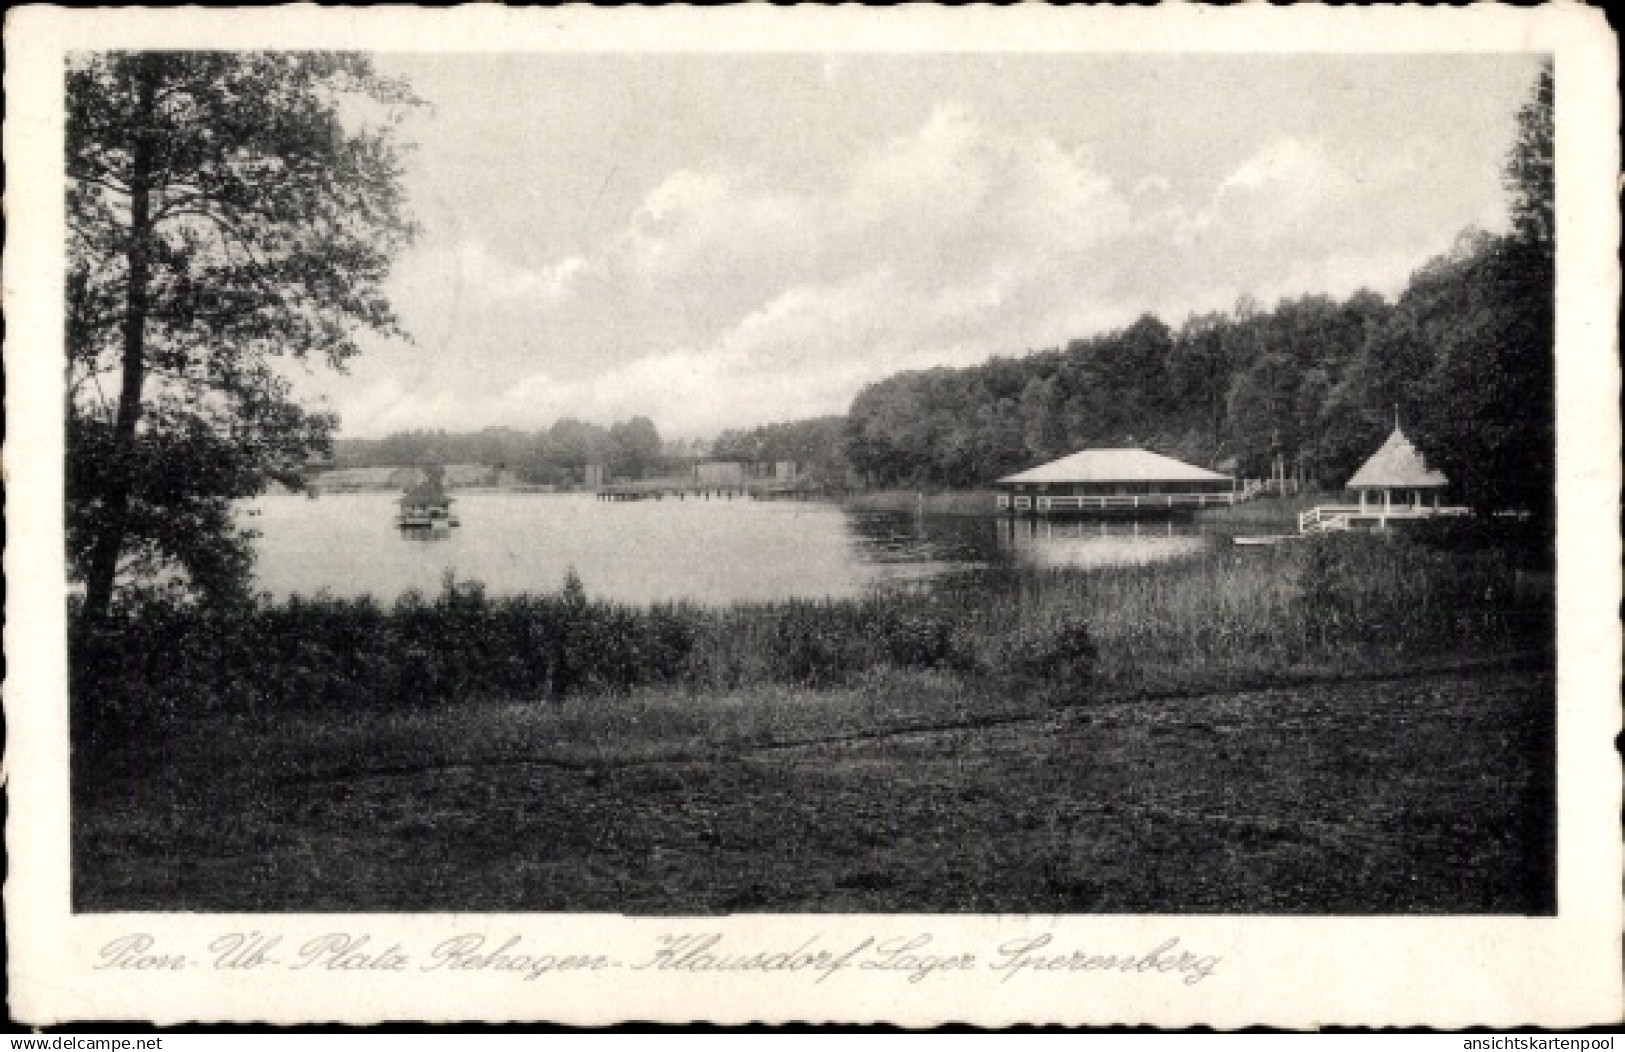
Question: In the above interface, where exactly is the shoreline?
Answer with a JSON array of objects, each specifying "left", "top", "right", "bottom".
[
  {"left": 293, "top": 481, "right": 1319, "bottom": 533},
  {"left": 843, "top": 486, "right": 1328, "bottom": 528},
  {"left": 72, "top": 530, "right": 1550, "bottom": 726},
  {"left": 71, "top": 529, "right": 1555, "bottom": 913}
]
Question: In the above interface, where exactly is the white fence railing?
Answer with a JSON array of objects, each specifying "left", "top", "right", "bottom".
[
  {"left": 997, "top": 492, "right": 1236, "bottom": 512},
  {"left": 1299, "top": 504, "right": 1473, "bottom": 533},
  {"left": 1298, "top": 504, "right": 1362, "bottom": 533}
]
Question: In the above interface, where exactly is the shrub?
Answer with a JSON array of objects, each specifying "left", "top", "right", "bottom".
[
  {"left": 877, "top": 612, "right": 969, "bottom": 671},
  {"left": 763, "top": 604, "right": 869, "bottom": 688},
  {"left": 999, "top": 614, "right": 1099, "bottom": 696},
  {"left": 68, "top": 533, "right": 1537, "bottom": 737}
]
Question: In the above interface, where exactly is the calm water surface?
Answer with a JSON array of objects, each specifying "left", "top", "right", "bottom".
[{"left": 241, "top": 492, "right": 1222, "bottom": 604}]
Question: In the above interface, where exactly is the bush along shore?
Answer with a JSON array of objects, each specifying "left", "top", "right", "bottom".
[{"left": 70, "top": 529, "right": 1551, "bottom": 753}]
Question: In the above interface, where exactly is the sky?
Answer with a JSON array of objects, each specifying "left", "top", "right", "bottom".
[{"left": 305, "top": 53, "right": 1545, "bottom": 440}]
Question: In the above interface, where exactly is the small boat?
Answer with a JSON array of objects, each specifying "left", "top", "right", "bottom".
[{"left": 397, "top": 467, "right": 460, "bottom": 531}]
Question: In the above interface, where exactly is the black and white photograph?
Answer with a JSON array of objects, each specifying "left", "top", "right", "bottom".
[{"left": 6, "top": 4, "right": 1619, "bottom": 1029}]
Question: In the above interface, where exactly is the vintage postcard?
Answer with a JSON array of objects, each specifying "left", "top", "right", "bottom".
[{"left": 6, "top": 4, "right": 1620, "bottom": 1028}]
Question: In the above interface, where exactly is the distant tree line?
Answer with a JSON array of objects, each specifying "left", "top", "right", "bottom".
[
  {"left": 847, "top": 64, "right": 1553, "bottom": 526},
  {"left": 710, "top": 417, "right": 851, "bottom": 485},
  {"left": 334, "top": 415, "right": 676, "bottom": 486},
  {"left": 346, "top": 65, "right": 1551, "bottom": 523}
]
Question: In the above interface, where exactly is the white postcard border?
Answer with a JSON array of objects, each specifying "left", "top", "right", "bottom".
[{"left": 5, "top": 4, "right": 1620, "bottom": 1028}]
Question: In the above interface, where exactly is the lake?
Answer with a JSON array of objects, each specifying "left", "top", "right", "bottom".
[{"left": 241, "top": 491, "right": 1221, "bottom": 605}]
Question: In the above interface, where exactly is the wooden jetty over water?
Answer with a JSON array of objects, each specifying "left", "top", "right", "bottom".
[{"left": 596, "top": 477, "right": 832, "bottom": 502}]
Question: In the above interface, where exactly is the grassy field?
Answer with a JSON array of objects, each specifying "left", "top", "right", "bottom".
[
  {"left": 74, "top": 661, "right": 1553, "bottom": 913},
  {"left": 71, "top": 530, "right": 1555, "bottom": 913}
]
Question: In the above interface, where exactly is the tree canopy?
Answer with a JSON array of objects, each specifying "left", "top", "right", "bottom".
[
  {"left": 844, "top": 62, "right": 1554, "bottom": 523},
  {"left": 67, "top": 52, "right": 420, "bottom": 616}
]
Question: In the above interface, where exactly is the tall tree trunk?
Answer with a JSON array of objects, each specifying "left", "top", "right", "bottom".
[{"left": 82, "top": 55, "right": 162, "bottom": 622}]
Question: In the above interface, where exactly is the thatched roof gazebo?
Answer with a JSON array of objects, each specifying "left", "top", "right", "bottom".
[{"left": 1345, "top": 425, "right": 1448, "bottom": 513}]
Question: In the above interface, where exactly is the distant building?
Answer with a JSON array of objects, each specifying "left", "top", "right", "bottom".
[
  {"left": 694, "top": 461, "right": 746, "bottom": 488},
  {"left": 584, "top": 464, "right": 607, "bottom": 490},
  {"left": 995, "top": 448, "right": 1234, "bottom": 514}
]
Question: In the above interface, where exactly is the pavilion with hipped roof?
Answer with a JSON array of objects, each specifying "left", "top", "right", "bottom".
[{"left": 994, "top": 447, "right": 1236, "bottom": 516}]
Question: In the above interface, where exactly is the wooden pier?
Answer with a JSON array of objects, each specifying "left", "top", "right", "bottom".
[
  {"left": 998, "top": 491, "right": 1238, "bottom": 514},
  {"left": 598, "top": 485, "right": 746, "bottom": 502},
  {"left": 596, "top": 479, "right": 830, "bottom": 502},
  {"left": 1298, "top": 502, "right": 1470, "bottom": 534}
]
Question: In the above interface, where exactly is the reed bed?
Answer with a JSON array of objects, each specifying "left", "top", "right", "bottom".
[{"left": 70, "top": 532, "right": 1546, "bottom": 750}]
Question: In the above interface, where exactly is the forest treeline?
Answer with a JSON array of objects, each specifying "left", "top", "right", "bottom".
[
  {"left": 346, "top": 67, "right": 1551, "bottom": 520},
  {"left": 348, "top": 216, "right": 1550, "bottom": 518},
  {"left": 335, "top": 415, "right": 854, "bottom": 487},
  {"left": 851, "top": 62, "right": 1547, "bottom": 517},
  {"left": 848, "top": 66, "right": 1552, "bottom": 520},
  {"left": 334, "top": 415, "right": 683, "bottom": 487},
  {"left": 847, "top": 223, "right": 1550, "bottom": 520}
]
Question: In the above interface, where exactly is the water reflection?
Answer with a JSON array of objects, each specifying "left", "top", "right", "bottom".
[
  {"left": 992, "top": 516, "right": 1210, "bottom": 570},
  {"left": 840, "top": 510, "right": 991, "bottom": 568},
  {"left": 240, "top": 492, "right": 1222, "bottom": 605},
  {"left": 397, "top": 528, "right": 455, "bottom": 543}
]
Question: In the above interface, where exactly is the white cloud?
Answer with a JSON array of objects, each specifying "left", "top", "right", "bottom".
[
  {"left": 1219, "top": 138, "right": 1338, "bottom": 194},
  {"left": 337, "top": 103, "right": 1500, "bottom": 439},
  {"left": 339, "top": 377, "right": 470, "bottom": 437},
  {"left": 403, "top": 241, "right": 585, "bottom": 307}
]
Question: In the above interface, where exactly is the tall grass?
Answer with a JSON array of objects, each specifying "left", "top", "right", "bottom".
[{"left": 70, "top": 533, "right": 1546, "bottom": 746}]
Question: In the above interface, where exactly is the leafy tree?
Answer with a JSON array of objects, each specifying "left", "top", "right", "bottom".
[
  {"left": 1169, "top": 313, "right": 1234, "bottom": 438},
  {"left": 546, "top": 418, "right": 612, "bottom": 478},
  {"left": 1018, "top": 376, "right": 1067, "bottom": 462},
  {"left": 608, "top": 415, "right": 663, "bottom": 480},
  {"left": 1399, "top": 233, "right": 1554, "bottom": 517},
  {"left": 1505, "top": 62, "right": 1554, "bottom": 252},
  {"left": 68, "top": 52, "right": 420, "bottom": 617},
  {"left": 711, "top": 417, "right": 850, "bottom": 484},
  {"left": 1388, "top": 65, "right": 1553, "bottom": 521}
]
